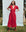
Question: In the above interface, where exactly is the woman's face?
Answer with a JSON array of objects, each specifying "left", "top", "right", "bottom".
[{"left": 12, "top": 1, "right": 15, "bottom": 5}]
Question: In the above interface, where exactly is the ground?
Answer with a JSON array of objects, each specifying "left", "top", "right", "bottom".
[
  {"left": 0, "top": 25, "right": 26, "bottom": 32},
  {"left": 0, "top": 18, "right": 26, "bottom": 32}
]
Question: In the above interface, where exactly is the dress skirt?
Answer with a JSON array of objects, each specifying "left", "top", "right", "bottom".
[{"left": 7, "top": 13, "right": 16, "bottom": 27}]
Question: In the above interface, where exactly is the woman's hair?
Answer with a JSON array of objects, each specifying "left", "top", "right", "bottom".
[{"left": 11, "top": 1, "right": 16, "bottom": 5}]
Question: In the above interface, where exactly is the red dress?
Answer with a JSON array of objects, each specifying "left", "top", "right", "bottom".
[{"left": 7, "top": 5, "right": 19, "bottom": 27}]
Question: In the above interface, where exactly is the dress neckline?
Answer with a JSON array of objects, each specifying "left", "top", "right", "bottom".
[{"left": 12, "top": 5, "right": 15, "bottom": 9}]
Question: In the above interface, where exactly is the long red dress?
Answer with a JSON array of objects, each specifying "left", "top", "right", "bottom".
[{"left": 7, "top": 5, "right": 19, "bottom": 27}]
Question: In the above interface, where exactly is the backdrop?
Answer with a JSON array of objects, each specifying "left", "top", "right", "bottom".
[{"left": 2, "top": 0, "right": 24, "bottom": 26}]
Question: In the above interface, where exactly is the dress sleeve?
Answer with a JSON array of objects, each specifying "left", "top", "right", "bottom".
[{"left": 16, "top": 6, "right": 19, "bottom": 9}]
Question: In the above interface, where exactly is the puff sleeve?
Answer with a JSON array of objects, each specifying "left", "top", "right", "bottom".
[{"left": 16, "top": 6, "right": 19, "bottom": 9}]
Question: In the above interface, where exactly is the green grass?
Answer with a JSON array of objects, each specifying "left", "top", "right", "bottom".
[
  {"left": 0, "top": 25, "right": 26, "bottom": 32},
  {"left": 0, "top": 18, "right": 26, "bottom": 32}
]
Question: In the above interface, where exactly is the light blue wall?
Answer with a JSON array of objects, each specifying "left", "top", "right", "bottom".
[{"left": 2, "top": 0, "right": 24, "bottom": 26}]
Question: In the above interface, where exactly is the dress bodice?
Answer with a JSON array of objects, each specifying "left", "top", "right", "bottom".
[{"left": 9, "top": 5, "right": 19, "bottom": 14}]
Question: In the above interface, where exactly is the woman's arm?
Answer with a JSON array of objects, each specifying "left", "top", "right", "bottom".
[
  {"left": 7, "top": 7, "right": 9, "bottom": 10},
  {"left": 16, "top": 6, "right": 19, "bottom": 11},
  {"left": 7, "top": 4, "right": 11, "bottom": 10}
]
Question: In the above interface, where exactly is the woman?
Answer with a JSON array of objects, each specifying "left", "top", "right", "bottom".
[{"left": 7, "top": 1, "right": 19, "bottom": 31}]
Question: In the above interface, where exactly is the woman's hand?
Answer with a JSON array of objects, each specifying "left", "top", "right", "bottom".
[
  {"left": 17, "top": 9, "right": 19, "bottom": 11},
  {"left": 7, "top": 8, "right": 9, "bottom": 10}
]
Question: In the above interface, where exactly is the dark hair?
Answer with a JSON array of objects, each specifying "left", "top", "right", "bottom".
[{"left": 11, "top": 1, "right": 16, "bottom": 5}]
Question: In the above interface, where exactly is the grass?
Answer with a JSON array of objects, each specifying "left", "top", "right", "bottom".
[
  {"left": 0, "top": 25, "right": 26, "bottom": 32},
  {"left": 0, "top": 18, "right": 26, "bottom": 32}
]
